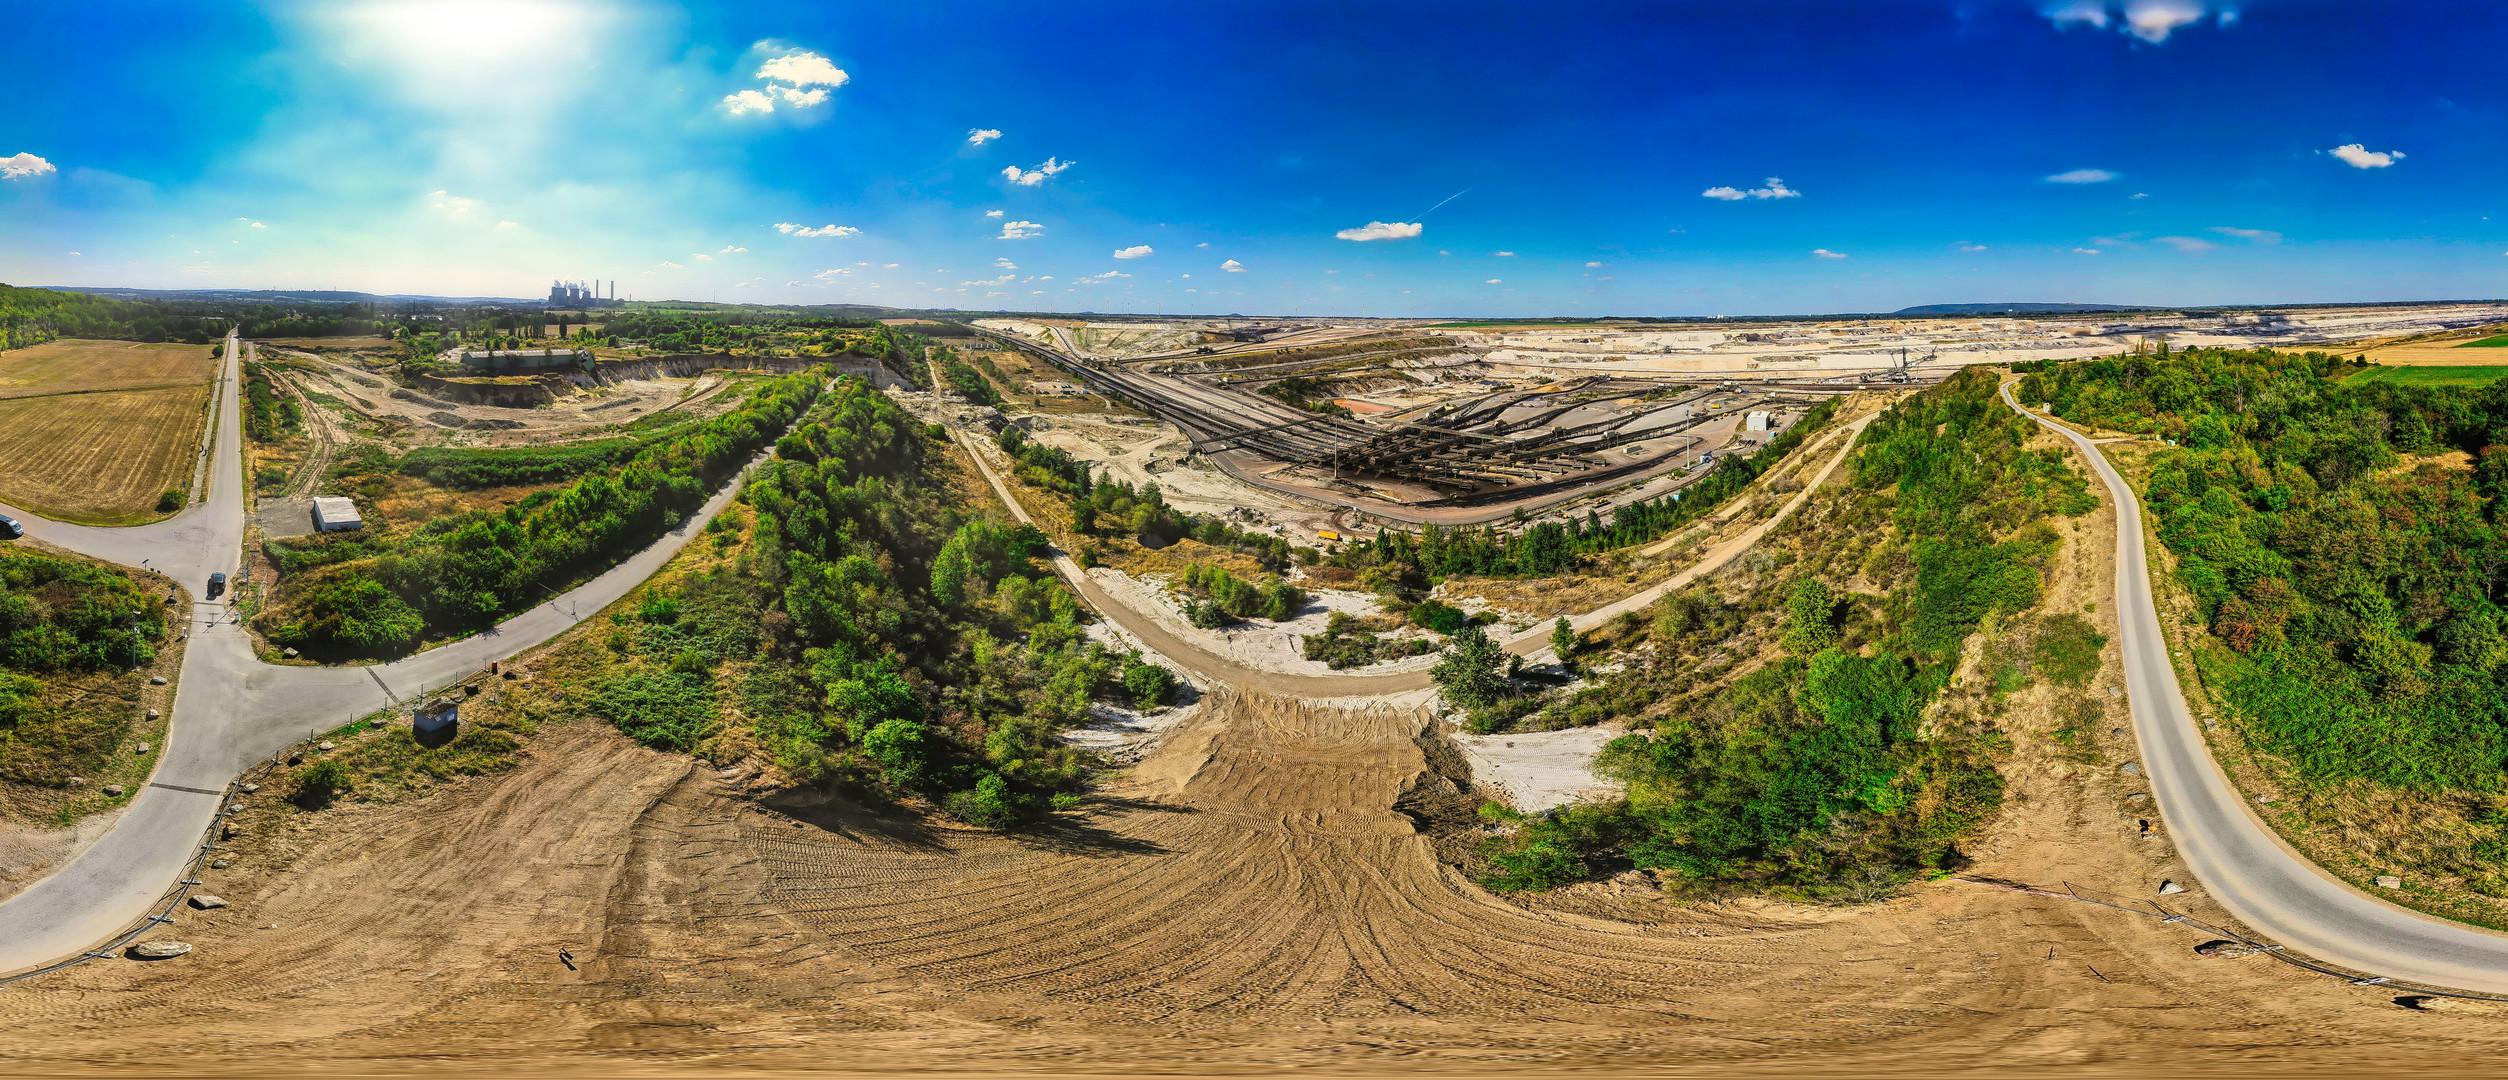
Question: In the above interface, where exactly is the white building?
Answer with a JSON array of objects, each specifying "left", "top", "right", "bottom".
[
  {"left": 1744, "top": 410, "right": 1773, "bottom": 432},
  {"left": 312, "top": 497, "right": 364, "bottom": 532}
]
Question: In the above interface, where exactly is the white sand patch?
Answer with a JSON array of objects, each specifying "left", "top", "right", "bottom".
[
  {"left": 1455, "top": 725, "right": 1626, "bottom": 812},
  {"left": 1085, "top": 567, "right": 1447, "bottom": 677},
  {"left": 1063, "top": 698, "right": 1204, "bottom": 763}
]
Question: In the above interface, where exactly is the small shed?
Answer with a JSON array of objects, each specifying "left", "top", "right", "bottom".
[
  {"left": 312, "top": 497, "right": 364, "bottom": 532},
  {"left": 413, "top": 695, "right": 459, "bottom": 738},
  {"left": 1744, "top": 410, "right": 1773, "bottom": 432}
]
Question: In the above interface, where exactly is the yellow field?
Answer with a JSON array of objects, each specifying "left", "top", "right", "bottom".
[
  {"left": 0, "top": 338, "right": 217, "bottom": 400},
  {"left": 0, "top": 340, "right": 216, "bottom": 523}
]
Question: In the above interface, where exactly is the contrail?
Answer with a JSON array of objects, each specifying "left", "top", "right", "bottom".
[{"left": 1412, "top": 187, "right": 1471, "bottom": 221}]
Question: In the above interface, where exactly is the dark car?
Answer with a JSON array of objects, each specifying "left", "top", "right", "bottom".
[
  {"left": 207, "top": 571, "right": 227, "bottom": 598},
  {"left": 0, "top": 514, "right": 20, "bottom": 539}
]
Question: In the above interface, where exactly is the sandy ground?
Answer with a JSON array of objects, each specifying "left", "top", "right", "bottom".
[
  {"left": 272, "top": 350, "right": 741, "bottom": 448},
  {"left": 1453, "top": 724, "right": 1624, "bottom": 812}
]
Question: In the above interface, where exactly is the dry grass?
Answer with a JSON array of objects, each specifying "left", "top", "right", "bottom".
[
  {"left": 0, "top": 338, "right": 214, "bottom": 401},
  {"left": 0, "top": 383, "right": 213, "bottom": 524}
]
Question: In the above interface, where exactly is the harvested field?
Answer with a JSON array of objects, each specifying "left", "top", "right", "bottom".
[
  {"left": 0, "top": 383, "right": 213, "bottom": 524},
  {"left": 0, "top": 338, "right": 214, "bottom": 401}
]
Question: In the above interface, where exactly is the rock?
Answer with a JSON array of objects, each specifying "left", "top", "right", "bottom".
[
  {"left": 147, "top": 709, "right": 161, "bottom": 721},
  {"left": 286, "top": 754, "right": 302, "bottom": 766},
  {"left": 136, "top": 743, "right": 150, "bottom": 754},
  {"left": 227, "top": 803, "right": 242, "bottom": 813},
  {"left": 2195, "top": 939, "right": 2258, "bottom": 958},
  {"left": 318, "top": 741, "right": 335, "bottom": 751},
  {"left": 103, "top": 785, "right": 125, "bottom": 797},
  {"left": 149, "top": 675, "right": 167, "bottom": 686},
  {"left": 239, "top": 783, "right": 259, "bottom": 794},
  {"left": 2119, "top": 762, "right": 2142, "bottom": 777},
  {"left": 127, "top": 940, "right": 193, "bottom": 960},
  {"left": 282, "top": 647, "right": 299, "bottom": 658},
  {"left": 187, "top": 894, "right": 227, "bottom": 910},
  {"left": 2125, "top": 792, "right": 2149, "bottom": 803},
  {"left": 2159, "top": 880, "right": 2187, "bottom": 895},
  {"left": 65, "top": 777, "right": 84, "bottom": 787},
  {"left": 2377, "top": 875, "right": 2404, "bottom": 889},
  {"left": 220, "top": 823, "right": 239, "bottom": 840},
  {"left": 2398, "top": 995, "right": 2508, "bottom": 1014},
  {"left": 209, "top": 858, "right": 233, "bottom": 870}
]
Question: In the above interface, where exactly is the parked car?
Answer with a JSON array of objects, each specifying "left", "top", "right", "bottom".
[
  {"left": 0, "top": 514, "right": 20, "bottom": 539},
  {"left": 207, "top": 571, "right": 227, "bottom": 598}
]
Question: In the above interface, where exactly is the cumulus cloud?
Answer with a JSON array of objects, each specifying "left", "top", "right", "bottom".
[
  {"left": 692, "top": 253, "right": 713, "bottom": 261},
  {"left": 1957, "top": 242, "right": 1987, "bottom": 252},
  {"left": 1221, "top": 259, "right": 1246, "bottom": 272},
  {"left": 995, "top": 258, "right": 1017, "bottom": 270},
  {"left": 2046, "top": 168, "right": 2115, "bottom": 184},
  {"left": 984, "top": 209, "right": 1004, "bottom": 218},
  {"left": 1335, "top": 220, "right": 1423, "bottom": 241},
  {"left": 2046, "top": 1, "right": 2233, "bottom": 44},
  {"left": 1811, "top": 249, "right": 1848, "bottom": 259},
  {"left": 721, "top": 245, "right": 747, "bottom": 253},
  {"left": 815, "top": 268, "right": 851, "bottom": 280},
  {"left": 497, "top": 220, "right": 518, "bottom": 228},
  {"left": 1585, "top": 261, "right": 1602, "bottom": 267},
  {"left": 2329, "top": 143, "right": 2404, "bottom": 169},
  {"left": 1002, "top": 157, "right": 1073, "bottom": 186},
  {"left": 967, "top": 128, "right": 1002, "bottom": 146},
  {"left": 2210, "top": 226, "right": 2282, "bottom": 244},
  {"left": 774, "top": 223, "right": 859, "bottom": 237},
  {"left": 2123, "top": 0, "right": 2206, "bottom": 42},
  {"left": 1484, "top": 279, "right": 1503, "bottom": 285},
  {"left": 1702, "top": 177, "right": 1800, "bottom": 201},
  {"left": 66, "top": 251, "right": 79, "bottom": 257},
  {"left": 2156, "top": 235, "right": 2215, "bottom": 252},
  {"left": 2074, "top": 247, "right": 2102, "bottom": 254},
  {"left": 429, "top": 190, "right": 476, "bottom": 215},
  {"left": 658, "top": 261, "right": 684, "bottom": 269},
  {"left": 883, "top": 263, "right": 898, "bottom": 268},
  {"left": 725, "top": 48, "right": 848, "bottom": 116},
  {"left": 1094, "top": 270, "right": 1128, "bottom": 279},
  {"left": 997, "top": 219, "right": 1044, "bottom": 239},
  {"left": 2, "top": 152, "right": 57, "bottom": 179},
  {"left": 1493, "top": 250, "right": 1516, "bottom": 257},
  {"left": 1113, "top": 245, "right": 1153, "bottom": 259},
  {"left": 2130, "top": 192, "right": 2150, "bottom": 199}
]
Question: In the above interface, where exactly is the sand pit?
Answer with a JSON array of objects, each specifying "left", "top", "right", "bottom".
[{"left": 1454, "top": 723, "right": 1624, "bottom": 811}]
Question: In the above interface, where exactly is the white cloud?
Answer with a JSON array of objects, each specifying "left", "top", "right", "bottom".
[
  {"left": 883, "top": 263, "right": 898, "bottom": 268},
  {"left": 1221, "top": 260, "right": 1245, "bottom": 272},
  {"left": 2123, "top": 0, "right": 2206, "bottom": 43},
  {"left": 1, "top": 152, "right": 56, "bottom": 179},
  {"left": 2043, "top": 0, "right": 2107, "bottom": 28},
  {"left": 1701, "top": 177, "right": 1801, "bottom": 201},
  {"left": 725, "top": 49, "right": 847, "bottom": 117},
  {"left": 967, "top": 128, "right": 1002, "bottom": 146},
  {"left": 693, "top": 253, "right": 714, "bottom": 261},
  {"left": 721, "top": 245, "right": 747, "bottom": 253},
  {"left": 1335, "top": 220, "right": 1423, "bottom": 241},
  {"left": 2046, "top": 168, "right": 2115, "bottom": 184},
  {"left": 659, "top": 261, "right": 684, "bottom": 269},
  {"left": 816, "top": 268, "right": 851, "bottom": 280},
  {"left": 774, "top": 223, "right": 860, "bottom": 237},
  {"left": 1484, "top": 279, "right": 1503, "bottom": 285},
  {"left": 1195, "top": 242, "right": 1209, "bottom": 248},
  {"left": 1094, "top": 270, "right": 1129, "bottom": 279},
  {"left": 2074, "top": 247, "right": 2102, "bottom": 254},
  {"left": 2329, "top": 143, "right": 2404, "bottom": 169},
  {"left": 1113, "top": 245, "right": 1153, "bottom": 259},
  {"left": 2156, "top": 235, "right": 2215, "bottom": 252},
  {"left": 2130, "top": 192, "right": 2150, "bottom": 199},
  {"left": 995, "top": 257, "right": 1017, "bottom": 270},
  {"left": 1956, "top": 242, "right": 1987, "bottom": 252},
  {"left": 1493, "top": 250, "right": 1516, "bottom": 257},
  {"left": 1002, "top": 157, "right": 1073, "bottom": 186},
  {"left": 1585, "top": 261, "right": 1602, "bottom": 267},
  {"left": 1811, "top": 248, "right": 1848, "bottom": 259},
  {"left": 758, "top": 51, "right": 849, "bottom": 87},
  {"left": 984, "top": 209, "right": 1004, "bottom": 218},
  {"left": 2210, "top": 226, "right": 2282, "bottom": 244},
  {"left": 723, "top": 89, "right": 777, "bottom": 116},
  {"left": 249, "top": 220, "right": 267, "bottom": 229},
  {"left": 429, "top": 190, "right": 477, "bottom": 215},
  {"left": 2091, "top": 233, "right": 2139, "bottom": 246},
  {"left": 497, "top": 220, "right": 518, "bottom": 229},
  {"left": 997, "top": 219, "right": 1044, "bottom": 239}
]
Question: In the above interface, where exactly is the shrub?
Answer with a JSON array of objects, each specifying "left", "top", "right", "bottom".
[
  {"left": 1122, "top": 661, "right": 1175, "bottom": 709},
  {"left": 943, "top": 772, "right": 1034, "bottom": 829},
  {"left": 1431, "top": 622, "right": 1509, "bottom": 707},
  {"left": 586, "top": 670, "right": 718, "bottom": 752},
  {"left": 157, "top": 489, "right": 183, "bottom": 512},
  {"left": 1410, "top": 598, "right": 1468, "bottom": 634},
  {"left": 292, "top": 758, "right": 350, "bottom": 809}
]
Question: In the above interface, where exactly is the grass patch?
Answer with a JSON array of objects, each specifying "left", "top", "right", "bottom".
[
  {"left": 2343, "top": 364, "right": 2508, "bottom": 387},
  {"left": 2455, "top": 335, "right": 2508, "bottom": 348}
]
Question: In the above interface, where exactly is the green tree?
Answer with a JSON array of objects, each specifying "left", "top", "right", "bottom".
[
  {"left": 1432, "top": 622, "right": 1509, "bottom": 707},
  {"left": 1782, "top": 577, "right": 1838, "bottom": 654},
  {"left": 1550, "top": 617, "right": 1578, "bottom": 660}
]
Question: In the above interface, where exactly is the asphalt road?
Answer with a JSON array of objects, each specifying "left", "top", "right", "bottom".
[
  {"left": 2003, "top": 381, "right": 2508, "bottom": 995},
  {"left": 0, "top": 333, "right": 774, "bottom": 976}
]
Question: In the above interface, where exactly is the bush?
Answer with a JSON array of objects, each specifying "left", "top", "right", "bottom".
[
  {"left": 944, "top": 772, "right": 1035, "bottom": 829},
  {"left": 1410, "top": 598, "right": 1468, "bottom": 634},
  {"left": 292, "top": 758, "right": 350, "bottom": 809},
  {"left": 586, "top": 670, "right": 718, "bottom": 752},
  {"left": 1122, "top": 661, "right": 1175, "bottom": 708},
  {"left": 156, "top": 489, "right": 183, "bottom": 512},
  {"left": 1431, "top": 622, "right": 1509, "bottom": 707}
]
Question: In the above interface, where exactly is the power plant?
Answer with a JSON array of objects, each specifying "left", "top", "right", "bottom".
[{"left": 547, "top": 278, "right": 618, "bottom": 307}]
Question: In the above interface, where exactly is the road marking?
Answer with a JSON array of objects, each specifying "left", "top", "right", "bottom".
[
  {"left": 367, "top": 668, "right": 394, "bottom": 700},
  {"left": 149, "top": 783, "right": 224, "bottom": 797}
]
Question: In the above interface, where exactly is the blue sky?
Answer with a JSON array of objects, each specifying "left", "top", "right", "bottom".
[{"left": 2, "top": 1, "right": 2502, "bottom": 316}]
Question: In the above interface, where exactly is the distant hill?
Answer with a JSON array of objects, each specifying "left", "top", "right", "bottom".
[{"left": 1894, "top": 302, "right": 2161, "bottom": 316}]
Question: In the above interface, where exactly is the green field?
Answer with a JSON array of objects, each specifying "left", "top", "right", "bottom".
[
  {"left": 2458, "top": 334, "right": 2508, "bottom": 348},
  {"left": 2343, "top": 364, "right": 2508, "bottom": 387}
]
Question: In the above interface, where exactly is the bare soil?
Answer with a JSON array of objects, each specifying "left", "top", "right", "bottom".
[{"left": 0, "top": 340, "right": 217, "bottom": 523}]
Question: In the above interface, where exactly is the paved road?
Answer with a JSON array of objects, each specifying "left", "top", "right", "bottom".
[
  {"left": 2004, "top": 382, "right": 2508, "bottom": 995},
  {"left": 946, "top": 412, "right": 1874, "bottom": 698},
  {"left": 0, "top": 331, "right": 773, "bottom": 976}
]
